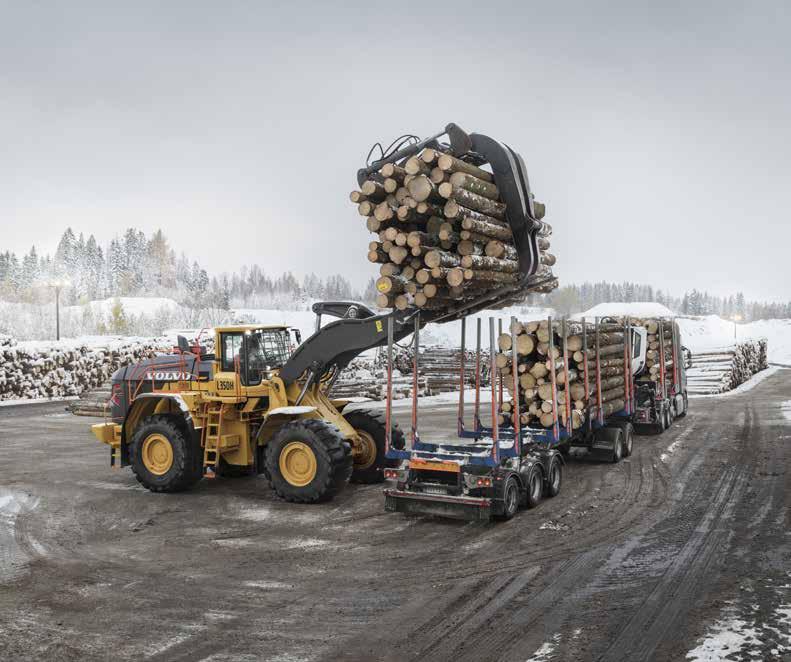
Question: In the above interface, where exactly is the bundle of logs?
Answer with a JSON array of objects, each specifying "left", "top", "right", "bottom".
[
  {"left": 686, "top": 339, "right": 768, "bottom": 395},
  {"left": 493, "top": 318, "right": 678, "bottom": 430},
  {"left": 351, "top": 146, "right": 557, "bottom": 313},
  {"left": 0, "top": 335, "right": 172, "bottom": 403}
]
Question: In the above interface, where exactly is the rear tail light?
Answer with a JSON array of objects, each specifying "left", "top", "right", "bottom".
[
  {"left": 384, "top": 469, "right": 400, "bottom": 480},
  {"left": 475, "top": 477, "right": 492, "bottom": 487}
]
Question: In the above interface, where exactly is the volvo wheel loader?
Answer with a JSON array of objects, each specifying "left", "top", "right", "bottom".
[{"left": 91, "top": 123, "right": 551, "bottom": 503}]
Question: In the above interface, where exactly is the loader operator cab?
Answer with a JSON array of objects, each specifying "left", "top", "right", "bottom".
[{"left": 216, "top": 325, "right": 294, "bottom": 387}]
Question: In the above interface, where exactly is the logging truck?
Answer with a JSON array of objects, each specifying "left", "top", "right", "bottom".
[
  {"left": 383, "top": 316, "right": 690, "bottom": 521},
  {"left": 90, "top": 123, "right": 553, "bottom": 502}
]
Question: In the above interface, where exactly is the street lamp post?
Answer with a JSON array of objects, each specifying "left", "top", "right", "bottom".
[
  {"left": 49, "top": 279, "right": 70, "bottom": 341},
  {"left": 731, "top": 314, "right": 742, "bottom": 344}
]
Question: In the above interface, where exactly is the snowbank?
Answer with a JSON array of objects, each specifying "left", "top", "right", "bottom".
[{"left": 574, "top": 302, "right": 675, "bottom": 319}]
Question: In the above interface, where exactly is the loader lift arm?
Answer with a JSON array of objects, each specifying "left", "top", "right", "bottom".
[{"left": 278, "top": 303, "right": 420, "bottom": 386}]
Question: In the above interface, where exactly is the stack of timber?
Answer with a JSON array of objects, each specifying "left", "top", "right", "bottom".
[
  {"left": 686, "top": 338, "right": 768, "bottom": 395},
  {"left": 494, "top": 319, "right": 630, "bottom": 430},
  {"left": 0, "top": 334, "right": 173, "bottom": 404},
  {"left": 351, "top": 145, "right": 557, "bottom": 314},
  {"left": 416, "top": 345, "right": 490, "bottom": 394},
  {"left": 329, "top": 351, "right": 427, "bottom": 400}
]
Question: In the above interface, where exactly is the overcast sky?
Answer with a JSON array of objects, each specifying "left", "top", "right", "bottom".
[{"left": 1, "top": 1, "right": 788, "bottom": 302}]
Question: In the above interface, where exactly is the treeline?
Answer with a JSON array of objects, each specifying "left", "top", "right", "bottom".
[
  {"left": 1, "top": 227, "right": 788, "bottom": 322},
  {"left": 0, "top": 227, "right": 376, "bottom": 310},
  {"left": 535, "top": 283, "right": 791, "bottom": 321}
]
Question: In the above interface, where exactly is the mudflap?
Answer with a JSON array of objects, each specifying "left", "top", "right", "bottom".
[{"left": 384, "top": 490, "right": 492, "bottom": 521}]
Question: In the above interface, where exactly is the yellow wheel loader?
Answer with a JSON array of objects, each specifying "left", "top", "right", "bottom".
[{"left": 91, "top": 307, "right": 414, "bottom": 502}]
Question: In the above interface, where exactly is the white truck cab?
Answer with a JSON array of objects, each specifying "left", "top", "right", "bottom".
[{"left": 630, "top": 326, "right": 648, "bottom": 376}]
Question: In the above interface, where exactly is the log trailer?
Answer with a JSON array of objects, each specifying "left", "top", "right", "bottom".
[
  {"left": 90, "top": 123, "right": 552, "bottom": 503},
  {"left": 382, "top": 316, "right": 690, "bottom": 521}
]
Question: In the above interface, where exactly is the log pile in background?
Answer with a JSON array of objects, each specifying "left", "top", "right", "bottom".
[
  {"left": 0, "top": 335, "right": 173, "bottom": 404},
  {"left": 351, "top": 146, "right": 557, "bottom": 313},
  {"left": 686, "top": 339, "right": 768, "bottom": 394},
  {"left": 329, "top": 350, "right": 427, "bottom": 400},
  {"left": 494, "top": 320, "right": 629, "bottom": 430}
]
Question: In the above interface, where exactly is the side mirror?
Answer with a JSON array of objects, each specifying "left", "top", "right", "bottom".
[
  {"left": 683, "top": 347, "right": 692, "bottom": 369},
  {"left": 293, "top": 329, "right": 302, "bottom": 346}
]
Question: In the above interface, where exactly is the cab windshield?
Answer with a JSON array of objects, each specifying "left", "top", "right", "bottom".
[{"left": 244, "top": 329, "right": 292, "bottom": 385}]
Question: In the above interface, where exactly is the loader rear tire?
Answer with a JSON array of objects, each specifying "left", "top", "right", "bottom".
[
  {"left": 344, "top": 410, "right": 405, "bottom": 484},
  {"left": 130, "top": 415, "right": 202, "bottom": 493},
  {"left": 265, "top": 419, "right": 352, "bottom": 503}
]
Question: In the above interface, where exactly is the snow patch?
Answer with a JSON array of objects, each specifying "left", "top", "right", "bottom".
[
  {"left": 660, "top": 427, "right": 695, "bottom": 463},
  {"left": 781, "top": 401, "right": 791, "bottom": 422},
  {"left": 244, "top": 580, "right": 293, "bottom": 590},
  {"left": 526, "top": 633, "right": 562, "bottom": 661},
  {"left": 575, "top": 301, "right": 675, "bottom": 319},
  {"left": 686, "top": 615, "right": 759, "bottom": 661}
]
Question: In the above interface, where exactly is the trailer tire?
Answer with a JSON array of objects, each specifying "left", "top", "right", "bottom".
[
  {"left": 524, "top": 467, "right": 544, "bottom": 509},
  {"left": 344, "top": 410, "right": 404, "bottom": 484},
  {"left": 664, "top": 407, "right": 673, "bottom": 429},
  {"left": 676, "top": 394, "right": 688, "bottom": 418},
  {"left": 546, "top": 457, "right": 562, "bottom": 497},
  {"left": 611, "top": 429, "right": 624, "bottom": 463},
  {"left": 495, "top": 474, "right": 520, "bottom": 520},
  {"left": 619, "top": 423, "right": 634, "bottom": 458}
]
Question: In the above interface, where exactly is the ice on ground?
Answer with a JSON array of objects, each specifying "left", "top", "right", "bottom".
[
  {"left": 526, "top": 633, "right": 562, "bottom": 661},
  {"left": 659, "top": 426, "right": 695, "bottom": 463},
  {"left": 781, "top": 401, "right": 791, "bottom": 422},
  {"left": 0, "top": 490, "right": 40, "bottom": 582}
]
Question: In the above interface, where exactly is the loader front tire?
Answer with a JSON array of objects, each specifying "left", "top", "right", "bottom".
[
  {"left": 130, "top": 415, "right": 202, "bottom": 493},
  {"left": 344, "top": 410, "right": 405, "bottom": 484},
  {"left": 265, "top": 419, "right": 352, "bottom": 503}
]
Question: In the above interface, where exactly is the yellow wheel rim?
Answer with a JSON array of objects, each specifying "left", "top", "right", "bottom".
[
  {"left": 279, "top": 441, "right": 317, "bottom": 487},
  {"left": 141, "top": 433, "right": 174, "bottom": 476},
  {"left": 353, "top": 430, "right": 377, "bottom": 470}
]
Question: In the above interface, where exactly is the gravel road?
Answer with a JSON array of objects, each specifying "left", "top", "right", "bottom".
[{"left": 0, "top": 370, "right": 789, "bottom": 661}]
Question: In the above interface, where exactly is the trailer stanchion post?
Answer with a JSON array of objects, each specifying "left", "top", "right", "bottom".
[
  {"left": 490, "top": 317, "right": 499, "bottom": 463},
  {"left": 475, "top": 318, "right": 482, "bottom": 433},
  {"left": 548, "top": 316, "right": 560, "bottom": 439},
  {"left": 626, "top": 316, "right": 634, "bottom": 414},
  {"left": 561, "top": 318, "right": 572, "bottom": 435},
  {"left": 623, "top": 316, "right": 630, "bottom": 415},
  {"left": 458, "top": 318, "right": 466, "bottom": 436},
  {"left": 510, "top": 316, "right": 521, "bottom": 455},
  {"left": 658, "top": 318, "right": 667, "bottom": 401},
  {"left": 582, "top": 317, "right": 591, "bottom": 433},
  {"left": 595, "top": 317, "right": 603, "bottom": 425},
  {"left": 411, "top": 313, "right": 420, "bottom": 447},
  {"left": 671, "top": 317, "right": 679, "bottom": 396},
  {"left": 385, "top": 315, "right": 394, "bottom": 454},
  {"left": 498, "top": 318, "right": 504, "bottom": 406}
]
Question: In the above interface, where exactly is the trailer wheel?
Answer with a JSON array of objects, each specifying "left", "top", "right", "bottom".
[
  {"left": 524, "top": 467, "right": 544, "bottom": 509},
  {"left": 654, "top": 408, "right": 666, "bottom": 435},
  {"left": 546, "top": 457, "right": 562, "bottom": 497},
  {"left": 620, "top": 423, "right": 634, "bottom": 458},
  {"left": 611, "top": 429, "right": 624, "bottom": 463},
  {"left": 664, "top": 407, "right": 673, "bottom": 429},
  {"left": 343, "top": 410, "right": 405, "bottom": 484},
  {"left": 495, "top": 474, "right": 520, "bottom": 520}
]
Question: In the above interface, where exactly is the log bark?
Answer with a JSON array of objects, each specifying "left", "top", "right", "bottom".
[
  {"left": 361, "top": 179, "right": 387, "bottom": 200},
  {"left": 443, "top": 199, "right": 508, "bottom": 226},
  {"left": 444, "top": 187, "right": 506, "bottom": 219},
  {"left": 380, "top": 163, "right": 406, "bottom": 180},
  {"left": 436, "top": 153, "right": 494, "bottom": 182},
  {"left": 448, "top": 171, "right": 500, "bottom": 200},
  {"left": 459, "top": 255, "right": 519, "bottom": 272},
  {"left": 424, "top": 249, "right": 461, "bottom": 269}
]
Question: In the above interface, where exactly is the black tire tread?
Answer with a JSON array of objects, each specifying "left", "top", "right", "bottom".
[
  {"left": 265, "top": 419, "right": 352, "bottom": 503},
  {"left": 130, "top": 414, "right": 201, "bottom": 493},
  {"left": 344, "top": 409, "right": 405, "bottom": 484}
]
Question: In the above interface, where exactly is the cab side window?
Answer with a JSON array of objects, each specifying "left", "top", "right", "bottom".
[
  {"left": 221, "top": 333, "right": 243, "bottom": 372},
  {"left": 632, "top": 330, "right": 642, "bottom": 358}
]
